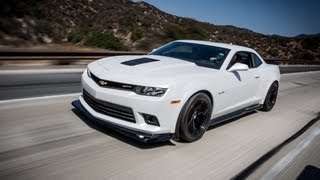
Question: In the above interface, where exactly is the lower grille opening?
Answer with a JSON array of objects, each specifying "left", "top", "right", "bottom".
[{"left": 82, "top": 89, "right": 136, "bottom": 123}]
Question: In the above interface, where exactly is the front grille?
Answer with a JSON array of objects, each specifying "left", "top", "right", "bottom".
[
  {"left": 82, "top": 89, "right": 135, "bottom": 123},
  {"left": 90, "top": 73, "right": 135, "bottom": 91}
]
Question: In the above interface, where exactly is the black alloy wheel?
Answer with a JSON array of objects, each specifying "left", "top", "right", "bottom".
[
  {"left": 261, "top": 82, "right": 278, "bottom": 111},
  {"left": 178, "top": 93, "right": 213, "bottom": 142}
]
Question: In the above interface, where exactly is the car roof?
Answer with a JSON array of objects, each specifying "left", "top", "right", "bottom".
[{"left": 175, "top": 40, "right": 256, "bottom": 52}]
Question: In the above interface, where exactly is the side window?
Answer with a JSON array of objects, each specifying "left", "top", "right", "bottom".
[
  {"left": 227, "top": 52, "right": 253, "bottom": 69},
  {"left": 252, "top": 54, "right": 263, "bottom": 68}
]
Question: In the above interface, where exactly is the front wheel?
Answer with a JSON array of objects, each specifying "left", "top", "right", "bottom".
[
  {"left": 178, "top": 93, "right": 213, "bottom": 142},
  {"left": 261, "top": 82, "right": 278, "bottom": 111}
]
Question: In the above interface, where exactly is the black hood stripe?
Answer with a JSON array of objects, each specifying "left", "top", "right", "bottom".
[{"left": 121, "top": 58, "right": 159, "bottom": 66}]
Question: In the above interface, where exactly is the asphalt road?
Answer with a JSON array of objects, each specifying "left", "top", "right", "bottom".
[
  {"left": 248, "top": 119, "right": 320, "bottom": 180},
  {"left": 0, "top": 72, "right": 319, "bottom": 179},
  {"left": 0, "top": 72, "right": 81, "bottom": 100},
  {"left": 0, "top": 65, "right": 320, "bottom": 100}
]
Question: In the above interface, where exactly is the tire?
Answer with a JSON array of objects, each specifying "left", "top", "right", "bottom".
[
  {"left": 261, "top": 82, "right": 278, "bottom": 111},
  {"left": 177, "top": 93, "right": 213, "bottom": 142}
]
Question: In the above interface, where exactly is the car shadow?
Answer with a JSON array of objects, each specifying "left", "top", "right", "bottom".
[
  {"left": 207, "top": 110, "right": 258, "bottom": 131},
  {"left": 71, "top": 104, "right": 176, "bottom": 149}
]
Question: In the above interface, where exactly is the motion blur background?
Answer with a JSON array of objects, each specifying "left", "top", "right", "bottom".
[{"left": 0, "top": 0, "right": 319, "bottom": 65}]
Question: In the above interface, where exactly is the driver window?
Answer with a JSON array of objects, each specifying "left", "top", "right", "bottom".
[{"left": 227, "top": 52, "right": 253, "bottom": 69}]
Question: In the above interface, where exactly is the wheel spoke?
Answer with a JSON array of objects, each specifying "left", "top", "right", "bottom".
[
  {"left": 187, "top": 117, "right": 194, "bottom": 126},
  {"left": 191, "top": 126, "right": 197, "bottom": 135},
  {"left": 185, "top": 98, "right": 211, "bottom": 138},
  {"left": 203, "top": 107, "right": 209, "bottom": 114},
  {"left": 188, "top": 118, "right": 196, "bottom": 134},
  {"left": 194, "top": 101, "right": 204, "bottom": 111}
]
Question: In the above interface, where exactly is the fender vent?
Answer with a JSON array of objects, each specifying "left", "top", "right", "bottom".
[{"left": 121, "top": 58, "right": 159, "bottom": 66}]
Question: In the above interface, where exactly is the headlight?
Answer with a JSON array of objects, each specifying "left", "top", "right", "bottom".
[
  {"left": 87, "top": 68, "right": 91, "bottom": 78},
  {"left": 133, "top": 86, "right": 167, "bottom": 97}
]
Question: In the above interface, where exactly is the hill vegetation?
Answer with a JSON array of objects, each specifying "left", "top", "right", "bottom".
[{"left": 0, "top": 0, "right": 319, "bottom": 60}]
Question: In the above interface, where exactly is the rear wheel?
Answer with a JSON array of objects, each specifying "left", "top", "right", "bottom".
[
  {"left": 178, "top": 93, "right": 213, "bottom": 142},
  {"left": 261, "top": 82, "right": 278, "bottom": 111}
]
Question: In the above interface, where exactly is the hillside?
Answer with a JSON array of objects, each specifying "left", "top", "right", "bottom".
[{"left": 0, "top": 0, "right": 319, "bottom": 60}]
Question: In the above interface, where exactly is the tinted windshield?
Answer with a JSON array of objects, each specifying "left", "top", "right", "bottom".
[{"left": 151, "top": 42, "right": 230, "bottom": 69}]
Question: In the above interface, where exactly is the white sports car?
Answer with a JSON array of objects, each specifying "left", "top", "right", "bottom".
[{"left": 73, "top": 40, "right": 280, "bottom": 143}]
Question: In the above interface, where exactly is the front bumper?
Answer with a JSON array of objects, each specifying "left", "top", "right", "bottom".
[
  {"left": 80, "top": 70, "right": 183, "bottom": 135},
  {"left": 72, "top": 100, "right": 172, "bottom": 143}
]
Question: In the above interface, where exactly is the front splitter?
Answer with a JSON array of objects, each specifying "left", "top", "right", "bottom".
[{"left": 72, "top": 100, "right": 172, "bottom": 143}]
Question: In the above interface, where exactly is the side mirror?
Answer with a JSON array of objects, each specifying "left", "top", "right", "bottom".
[{"left": 228, "top": 63, "right": 249, "bottom": 72}]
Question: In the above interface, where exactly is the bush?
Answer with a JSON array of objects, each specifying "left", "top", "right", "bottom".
[
  {"left": 300, "top": 51, "right": 314, "bottom": 60},
  {"left": 164, "top": 23, "right": 207, "bottom": 40},
  {"left": 67, "top": 27, "right": 88, "bottom": 43},
  {"left": 267, "top": 48, "right": 278, "bottom": 57},
  {"left": 301, "top": 38, "right": 319, "bottom": 50},
  {"left": 136, "top": 40, "right": 151, "bottom": 50},
  {"left": 0, "top": 0, "right": 45, "bottom": 17},
  {"left": 131, "top": 28, "right": 144, "bottom": 42},
  {"left": 84, "top": 32, "right": 128, "bottom": 51}
]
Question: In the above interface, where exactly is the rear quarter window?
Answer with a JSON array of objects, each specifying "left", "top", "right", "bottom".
[{"left": 252, "top": 54, "right": 263, "bottom": 68}]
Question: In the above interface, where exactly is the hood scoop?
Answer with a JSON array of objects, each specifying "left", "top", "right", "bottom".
[{"left": 121, "top": 58, "right": 159, "bottom": 66}]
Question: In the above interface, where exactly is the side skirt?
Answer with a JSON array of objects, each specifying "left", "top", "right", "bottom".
[{"left": 209, "top": 104, "right": 262, "bottom": 126}]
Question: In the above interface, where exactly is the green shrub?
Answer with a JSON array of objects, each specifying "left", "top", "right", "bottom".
[
  {"left": 267, "top": 48, "right": 278, "bottom": 57},
  {"left": 84, "top": 32, "right": 128, "bottom": 51},
  {"left": 0, "top": 0, "right": 45, "bottom": 17},
  {"left": 67, "top": 27, "right": 88, "bottom": 43},
  {"left": 298, "top": 51, "right": 314, "bottom": 60},
  {"left": 301, "top": 38, "right": 319, "bottom": 50},
  {"left": 136, "top": 40, "right": 151, "bottom": 50},
  {"left": 131, "top": 28, "right": 144, "bottom": 42},
  {"left": 164, "top": 23, "right": 207, "bottom": 40}
]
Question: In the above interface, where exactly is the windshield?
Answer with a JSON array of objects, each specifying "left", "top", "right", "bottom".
[{"left": 151, "top": 42, "right": 230, "bottom": 69}]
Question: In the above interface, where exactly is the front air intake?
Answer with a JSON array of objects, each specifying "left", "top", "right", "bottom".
[{"left": 82, "top": 89, "right": 136, "bottom": 123}]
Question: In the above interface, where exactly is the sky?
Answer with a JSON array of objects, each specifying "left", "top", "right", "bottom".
[{"left": 133, "top": 0, "right": 320, "bottom": 37}]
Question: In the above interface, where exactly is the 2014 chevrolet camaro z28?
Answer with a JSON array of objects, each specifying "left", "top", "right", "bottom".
[{"left": 73, "top": 40, "right": 280, "bottom": 143}]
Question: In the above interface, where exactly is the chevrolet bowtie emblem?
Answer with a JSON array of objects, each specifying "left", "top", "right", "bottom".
[{"left": 99, "top": 80, "right": 108, "bottom": 86}]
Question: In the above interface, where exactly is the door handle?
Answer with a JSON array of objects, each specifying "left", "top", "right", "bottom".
[{"left": 254, "top": 75, "right": 260, "bottom": 78}]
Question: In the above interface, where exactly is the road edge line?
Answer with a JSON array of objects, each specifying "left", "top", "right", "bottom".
[
  {"left": 0, "top": 93, "right": 81, "bottom": 104},
  {"left": 0, "top": 68, "right": 85, "bottom": 74}
]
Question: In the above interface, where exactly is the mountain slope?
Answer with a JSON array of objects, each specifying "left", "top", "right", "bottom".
[{"left": 0, "top": 0, "right": 319, "bottom": 60}]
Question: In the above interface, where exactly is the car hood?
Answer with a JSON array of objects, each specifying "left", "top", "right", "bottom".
[{"left": 88, "top": 55, "right": 218, "bottom": 86}]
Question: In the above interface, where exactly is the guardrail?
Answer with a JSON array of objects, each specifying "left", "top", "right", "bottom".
[
  {"left": 0, "top": 51, "right": 146, "bottom": 60},
  {"left": 271, "top": 59, "right": 320, "bottom": 65},
  {"left": 0, "top": 50, "right": 319, "bottom": 65}
]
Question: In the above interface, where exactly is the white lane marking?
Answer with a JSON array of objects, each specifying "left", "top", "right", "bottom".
[
  {"left": 281, "top": 71, "right": 320, "bottom": 76},
  {"left": 0, "top": 93, "right": 81, "bottom": 104},
  {"left": 261, "top": 126, "right": 320, "bottom": 180},
  {"left": 0, "top": 68, "right": 85, "bottom": 75}
]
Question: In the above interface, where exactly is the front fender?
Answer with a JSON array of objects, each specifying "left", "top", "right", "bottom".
[
  {"left": 169, "top": 80, "right": 215, "bottom": 134},
  {"left": 259, "top": 65, "right": 280, "bottom": 104}
]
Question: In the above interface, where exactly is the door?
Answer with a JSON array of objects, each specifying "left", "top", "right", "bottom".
[{"left": 212, "top": 52, "right": 262, "bottom": 118}]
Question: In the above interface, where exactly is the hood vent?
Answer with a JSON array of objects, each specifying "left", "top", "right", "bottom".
[{"left": 121, "top": 58, "right": 159, "bottom": 66}]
